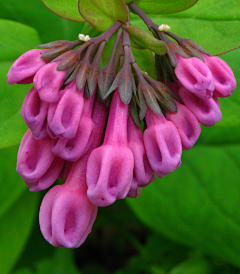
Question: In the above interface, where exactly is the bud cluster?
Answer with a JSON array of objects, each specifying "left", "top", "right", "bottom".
[{"left": 7, "top": 4, "right": 237, "bottom": 248}]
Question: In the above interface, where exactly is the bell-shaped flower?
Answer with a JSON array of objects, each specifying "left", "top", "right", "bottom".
[
  {"left": 143, "top": 108, "right": 182, "bottom": 177},
  {"left": 7, "top": 49, "right": 48, "bottom": 85},
  {"left": 202, "top": 54, "right": 237, "bottom": 97},
  {"left": 166, "top": 100, "right": 201, "bottom": 150},
  {"left": 127, "top": 115, "right": 154, "bottom": 187},
  {"left": 33, "top": 61, "right": 66, "bottom": 103},
  {"left": 86, "top": 91, "right": 134, "bottom": 207},
  {"left": 39, "top": 160, "right": 98, "bottom": 248},
  {"left": 52, "top": 92, "right": 95, "bottom": 161},
  {"left": 17, "top": 130, "right": 64, "bottom": 191},
  {"left": 175, "top": 55, "right": 214, "bottom": 98},
  {"left": 47, "top": 81, "right": 84, "bottom": 139},
  {"left": 179, "top": 86, "right": 222, "bottom": 127},
  {"left": 21, "top": 87, "right": 49, "bottom": 139}
]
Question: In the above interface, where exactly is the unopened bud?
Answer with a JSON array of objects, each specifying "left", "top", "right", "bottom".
[{"left": 158, "top": 24, "right": 171, "bottom": 32}]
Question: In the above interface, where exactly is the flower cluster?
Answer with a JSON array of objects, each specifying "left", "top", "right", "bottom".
[{"left": 7, "top": 6, "right": 236, "bottom": 248}]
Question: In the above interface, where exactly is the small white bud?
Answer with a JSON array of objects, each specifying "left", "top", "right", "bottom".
[
  {"left": 78, "top": 34, "right": 85, "bottom": 41},
  {"left": 158, "top": 24, "right": 171, "bottom": 32},
  {"left": 84, "top": 35, "right": 91, "bottom": 42}
]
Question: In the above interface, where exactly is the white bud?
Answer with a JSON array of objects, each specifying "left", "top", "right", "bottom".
[
  {"left": 84, "top": 35, "right": 91, "bottom": 42},
  {"left": 78, "top": 34, "right": 85, "bottom": 41},
  {"left": 158, "top": 24, "right": 171, "bottom": 32}
]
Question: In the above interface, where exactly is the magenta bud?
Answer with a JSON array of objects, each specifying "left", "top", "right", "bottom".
[
  {"left": 166, "top": 100, "right": 201, "bottom": 150},
  {"left": 39, "top": 184, "right": 97, "bottom": 248},
  {"left": 175, "top": 55, "right": 214, "bottom": 98},
  {"left": 52, "top": 94, "right": 95, "bottom": 161},
  {"left": 86, "top": 91, "right": 134, "bottom": 207},
  {"left": 47, "top": 81, "right": 84, "bottom": 139},
  {"left": 202, "top": 54, "right": 237, "bottom": 97},
  {"left": 7, "top": 49, "right": 48, "bottom": 85},
  {"left": 17, "top": 130, "right": 56, "bottom": 184},
  {"left": 21, "top": 87, "right": 49, "bottom": 138},
  {"left": 143, "top": 108, "right": 182, "bottom": 177},
  {"left": 179, "top": 86, "right": 222, "bottom": 127},
  {"left": 33, "top": 61, "right": 66, "bottom": 103},
  {"left": 127, "top": 115, "right": 154, "bottom": 186},
  {"left": 26, "top": 156, "right": 65, "bottom": 191}
]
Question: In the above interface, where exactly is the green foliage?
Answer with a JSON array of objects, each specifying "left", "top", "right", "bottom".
[
  {"left": 0, "top": 148, "right": 39, "bottom": 274},
  {"left": 41, "top": 0, "right": 84, "bottom": 22},
  {"left": 134, "top": 0, "right": 199, "bottom": 15},
  {"left": 79, "top": 0, "right": 128, "bottom": 32}
]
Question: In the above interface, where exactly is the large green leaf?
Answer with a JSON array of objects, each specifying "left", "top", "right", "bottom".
[
  {"left": 133, "top": 0, "right": 199, "bottom": 15},
  {"left": 127, "top": 144, "right": 240, "bottom": 267},
  {"left": 131, "top": 0, "right": 240, "bottom": 55},
  {"left": 41, "top": 0, "right": 84, "bottom": 22},
  {"left": 0, "top": 20, "right": 41, "bottom": 149},
  {"left": 79, "top": 0, "right": 129, "bottom": 32},
  {"left": 0, "top": 0, "right": 85, "bottom": 43},
  {"left": 0, "top": 182, "right": 39, "bottom": 274}
]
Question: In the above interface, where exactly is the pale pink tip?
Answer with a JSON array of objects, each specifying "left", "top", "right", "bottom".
[
  {"left": 7, "top": 49, "right": 48, "bottom": 85},
  {"left": 175, "top": 55, "right": 214, "bottom": 98},
  {"left": 39, "top": 184, "right": 98, "bottom": 248},
  {"left": 166, "top": 100, "right": 201, "bottom": 150}
]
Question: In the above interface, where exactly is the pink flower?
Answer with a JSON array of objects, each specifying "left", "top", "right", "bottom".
[
  {"left": 17, "top": 130, "right": 64, "bottom": 191},
  {"left": 47, "top": 81, "right": 84, "bottom": 139},
  {"left": 7, "top": 49, "right": 48, "bottom": 85},
  {"left": 52, "top": 91, "right": 95, "bottom": 161},
  {"left": 202, "top": 54, "right": 237, "bottom": 97},
  {"left": 127, "top": 115, "right": 154, "bottom": 187},
  {"left": 86, "top": 91, "right": 134, "bottom": 207},
  {"left": 166, "top": 100, "right": 201, "bottom": 150},
  {"left": 33, "top": 61, "right": 66, "bottom": 103},
  {"left": 39, "top": 161, "right": 98, "bottom": 248},
  {"left": 143, "top": 108, "right": 182, "bottom": 177},
  {"left": 179, "top": 86, "right": 222, "bottom": 127},
  {"left": 21, "top": 87, "right": 49, "bottom": 139},
  {"left": 175, "top": 55, "right": 214, "bottom": 98}
]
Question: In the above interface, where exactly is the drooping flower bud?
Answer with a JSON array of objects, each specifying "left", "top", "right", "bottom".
[
  {"left": 202, "top": 54, "right": 237, "bottom": 98},
  {"left": 143, "top": 108, "right": 182, "bottom": 177},
  {"left": 179, "top": 86, "right": 222, "bottom": 127},
  {"left": 51, "top": 90, "right": 95, "bottom": 162},
  {"left": 175, "top": 55, "right": 214, "bottom": 98},
  {"left": 47, "top": 81, "right": 84, "bottom": 139},
  {"left": 17, "top": 130, "right": 64, "bottom": 191},
  {"left": 127, "top": 114, "right": 154, "bottom": 186},
  {"left": 7, "top": 49, "right": 48, "bottom": 85},
  {"left": 166, "top": 100, "right": 201, "bottom": 150},
  {"left": 21, "top": 87, "right": 49, "bottom": 139},
  {"left": 39, "top": 161, "right": 97, "bottom": 248},
  {"left": 86, "top": 91, "right": 134, "bottom": 207},
  {"left": 33, "top": 61, "right": 67, "bottom": 103}
]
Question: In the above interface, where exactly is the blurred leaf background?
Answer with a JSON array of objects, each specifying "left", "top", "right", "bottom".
[{"left": 0, "top": 0, "right": 240, "bottom": 273}]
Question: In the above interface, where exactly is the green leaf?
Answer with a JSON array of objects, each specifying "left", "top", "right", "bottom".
[
  {"left": 133, "top": 0, "right": 199, "bottom": 15},
  {"left": 0, "top": 184, "right": 39, "bottom": 274},
  {"left": 131, "top": 0, "right": 240, "bottom": 55},
  {"left": 0, "top": 0, "right": 85, "bottom": 43},
  {"left": 127, "top": 26, "right": 167, "bottom": 55},
  {"left": 79, "top": 0, "right": 128, "bottom": 32},
  {"left": 41, "top": 0, "right": 84, "bottom": 22},
  {"left": 0, "top": 20, "right": 41, "bottom": 149},
  {"left": 127, "top": 144, "right": 240, "bottom": 268}
]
